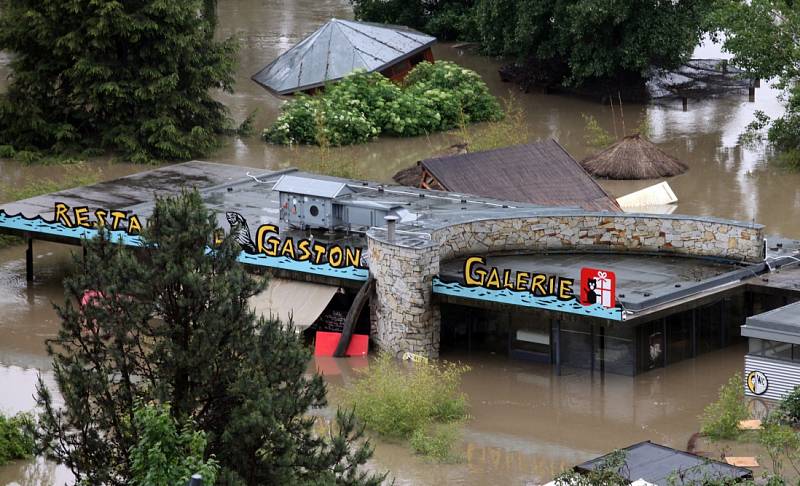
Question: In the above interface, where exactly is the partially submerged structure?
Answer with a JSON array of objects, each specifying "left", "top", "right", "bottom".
[
  {"left": 742, "top": 301, "right": 800, "bottom": 401},
  {"left": 616, "top": 181, "right": 679, "bottom": 214},
  {"left": 559, "top": 441, "right": 753, "bottom": 485},
  {"left": 252, "top": 19, "right": 436, "bottom": 95},
  {"left": 1, "top": 162, "right": 799, "bottom": 375},
  {"left": 394, "top": 140, "right": 621, "bottom": 211},
  {"left": 581, "top": 134, "right": 689, "bottom": 179}
]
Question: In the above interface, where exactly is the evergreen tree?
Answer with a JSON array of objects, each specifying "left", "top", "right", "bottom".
[
  {"left": 35, "top": 191, "right": 382, "bottom": 485},
  {"left": 0, "top": 0, "right": 237, "bottom": 163}
]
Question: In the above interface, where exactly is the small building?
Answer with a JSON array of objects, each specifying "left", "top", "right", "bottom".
[
  {"left": 395, "top": 140, "right": 621, "bottom": 212},
  {"left": 566, "top": 441, "right": 753, "bottom": 485},
  {"left": 252, "top": 19, "right": 436, "bottom": 96},
  {"left": 742, "top": 301, "right": 800, "bottom": 400},
  {"left": 581, "top": 134, "right": 689, "bottom": 180}
]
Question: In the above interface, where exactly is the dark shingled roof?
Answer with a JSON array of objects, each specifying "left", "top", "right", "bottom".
[
  {"left": 419, "top": 140, "right": 621, "bottom": 212},
  {"left": 576, "top": 441, "right": 753, "bottom": 485}
]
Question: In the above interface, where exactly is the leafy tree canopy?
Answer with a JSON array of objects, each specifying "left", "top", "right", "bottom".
[
  {"left": 35, "top": 190, "right": 382, "bottom": 485},
  {"left": 352, "top": 0, "right": 714, "bottom": 87},
  {"left": 714, "top": 0, "right": 800, "bottom": 167},
  {"left": 0, "top": 0, "right": 237, "bottom": 163}
]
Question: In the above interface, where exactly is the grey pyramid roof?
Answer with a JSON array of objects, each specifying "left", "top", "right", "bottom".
[{"left": 252, "top": 19, "right": 436, "bottom": 95}]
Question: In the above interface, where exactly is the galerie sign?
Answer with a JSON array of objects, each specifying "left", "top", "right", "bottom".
[{"left": 463, "top": 257, "right": 618, "bottom": 309}]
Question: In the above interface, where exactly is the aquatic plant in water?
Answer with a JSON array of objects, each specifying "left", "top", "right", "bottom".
[{"left": 264, "top": 61, "right": 503, "bottom": 146}]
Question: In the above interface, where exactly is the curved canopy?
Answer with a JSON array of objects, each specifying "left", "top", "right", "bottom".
[{"left": 252, "top": 19, "right": 436, "bottom": 95}]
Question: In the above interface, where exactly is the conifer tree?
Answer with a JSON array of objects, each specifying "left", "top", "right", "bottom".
[
  {"left": 35, "top": 191, "right": 382, "bottom": 485},
  {"left": 0, "top": 0, "right": 237, "bottom": 163}
]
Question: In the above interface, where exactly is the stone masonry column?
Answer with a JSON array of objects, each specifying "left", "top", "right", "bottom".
[{"left": 366, "top": 230, "right": 441, "bottom": 358}]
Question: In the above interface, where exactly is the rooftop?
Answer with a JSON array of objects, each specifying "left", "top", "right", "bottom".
[
  {"left": 742, "top": 301, "right": 800, "bottom": 344},
  {"left": 251, "top": 19, "right": 436, "bottom": 95},
  {"left": 418, "top": 140, "right": 621, "bottom": 212},
  {"left": 575, "top": 441, "right": 752, "bottom": 485}
]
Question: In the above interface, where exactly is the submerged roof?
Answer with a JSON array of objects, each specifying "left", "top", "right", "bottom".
[
  {"left": 581, "top": 134, "right": 689, "bottom": 180},
  {"left": 252, "top": 19, "right": 436, "bottom": 95},
  {"left": 742, "top": 301, "right": 800, "bottom": 344},
  {"left": 576, "top": 441, "right": 752, "bottom": 484},
  {"left": 419, "top": 140, "right": 621, "bottom": 212}
]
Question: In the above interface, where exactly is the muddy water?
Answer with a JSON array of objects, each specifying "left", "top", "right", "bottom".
[{"left": 0, "top": 1, "right": 797, "bottom": 485}]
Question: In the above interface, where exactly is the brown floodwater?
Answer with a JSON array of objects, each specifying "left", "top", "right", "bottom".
[{"left": 0, "top": 0, "right": 798, "bottom": 484}]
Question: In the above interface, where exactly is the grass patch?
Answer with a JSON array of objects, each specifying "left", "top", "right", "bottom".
[
  {"left": 700, "top": 373, "right": 749, "bottom": 441},
  {"left": 342, "top": 353, "right": 469, "bottom": 461},
  {"left": 0, "top": 412, "right": 35, "bottom": 466},
  {"left": 0, "top": 164, "right": 103, "bottom": 248},
  {"left": 456, "top": 94, "right": 530, "bottom": 152}
]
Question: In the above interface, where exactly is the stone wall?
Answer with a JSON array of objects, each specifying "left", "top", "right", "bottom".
[
  {"left": 432, "top": 214, "right": 764, "bottom": 263},
  {"left": 366, "top": 212, "right": 765, "bottom": 357},
  {"left": 367, "top": 234, "right": 441, "bottom": 358}
]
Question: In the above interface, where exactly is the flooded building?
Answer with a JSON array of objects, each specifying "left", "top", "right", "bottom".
[
  {"left": 251, "top": 19, "right": 436, "bottom": 95},
  {"left": 742, "top": 301, "right": 800, "bottom": 401},
  {"left": 1, "top": 162, "right": 798, "bottom": 376}
]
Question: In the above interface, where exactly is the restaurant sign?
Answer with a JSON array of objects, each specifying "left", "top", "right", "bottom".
[
  {"left": 0, "top": 205, "right": 369, "bottom": 281},
  {"left": 432, "top": 256, "right": 623, "bottom": 320}
]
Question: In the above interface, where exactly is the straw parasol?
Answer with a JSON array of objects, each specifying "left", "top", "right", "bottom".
[
  {"left": 580, "top": 134, "right": 689, "bottom": 179},
  {"left": 392, "top": 164, "right": 422, "bottom": 186}
]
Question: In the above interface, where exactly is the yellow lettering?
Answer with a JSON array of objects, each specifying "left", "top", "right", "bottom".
[
  {"left": 515, "top": 272, "right": 530, "bottom": 291},
  {"left": 328, "top": 245, "right": 344, "bottom": 267},
  {"left": 464, "top": 256, "right": 487, "bottom": 286},
  {"left": 531, "top": 274, "right": 547, "bottom": 296},
  {"left": 312, "top": 243, "right": 327, "bottom": 264},
  {"left": 502, "top": 269, "right": 514, "bottom": 289},
  {"left": 256, "top": 224, "right": 280, "bottom": 256},
  {"left": 345, "top": 247, "right": 362, "bottom": 268},
  {"left": 486, "top": 268, "right": 501, "bottom": 289},
  {"left": 94, "top": 209, "right": 108, "bottom": 228},
  {"left": 297, "top": 239, "right": 312, "bottom": 261},
  {"left": 279, "top": 238, "right": 296, "bottom": 259},
  {"left": 127, "top": 215, "right": 142, "bottom": 234},
  {"left": 54, "top": 203, "right": 74, "bottom": 227},
  {"left": 110, "top": 211, "right": 126, "bottom": 230},
  {"left": 74, "top": 207, "right": 91, "bottom": 228},
  {"left": 558, "top": 278, "right": 574, "bottom": 301}
]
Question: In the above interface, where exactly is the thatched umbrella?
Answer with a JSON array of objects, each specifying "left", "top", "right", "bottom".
[
  {"left": 581, "top": 134, "right": 689, "bottom": 179},
  {"left": 392, "top": 164, "right": 422, "bottom": 186}
]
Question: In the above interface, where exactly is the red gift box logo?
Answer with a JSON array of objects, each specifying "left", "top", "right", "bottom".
[{"left": 580, "top": 268, "right": 616, "bottom": 308}]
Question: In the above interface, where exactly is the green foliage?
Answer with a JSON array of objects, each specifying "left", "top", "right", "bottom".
[
  {"left": 409, "top": 423, "right": 463, "bottom": 462},
  {"left": 0, "top": 0, "right": 237, "bottom": 164},
  {"left": 349, "top": 0, "right": 477, "bottom": 40},
  {"left": 553, "top": 450, "right": 628, "bottom": 486},
  {"left": 264, "top": 61, "right": 502, "bottom": 146},
  {"left": 35, "top": 191, "right": 383, "bottom": 486},
  {"left": 757, "top": 418, "right": 800, "bottom": 480},
  {"left": 457, "top": 94, "right": 530, "bottom": 152},
  {"left": 775, "top": 385, "right": 800, "bottom": 427},
  {"left": 0, "top": 412, "right": 35, "bottom": 466},
  {"left": 130, "top": 402, "right": 219, "bottom": 486},
  {"left": 343, "top": 353, "right": 469, "bottom": 461},
  {"left": 714, "top": 0, "right": 800, "bottom": 166},
  {"left": 582, "top": 114, "right": 616, "bottom": 149},
  {"left": 699, "top": 373, "right": 749, "bottom": 441}
]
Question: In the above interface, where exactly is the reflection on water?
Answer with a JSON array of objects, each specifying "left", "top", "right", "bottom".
[{"left": 0, "top": 0, "right": 796, "bottom": 484}]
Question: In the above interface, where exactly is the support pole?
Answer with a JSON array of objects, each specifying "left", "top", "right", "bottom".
[
  {"left": 749, "top": 86, "right": 755, "bottom": 102},
  {"left": 682, "top": 97, "right": 688, "bottom": 111},
  {"left": 554, "top": 319, "right": 562, "bottom": 376},
  {"left": 333, "top": 277, "right": 374, "bottom": 358},
  {"left": 25, "top": 237, "right": 33, "bottom": 283}
]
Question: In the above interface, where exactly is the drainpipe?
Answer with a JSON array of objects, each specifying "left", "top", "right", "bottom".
[{"left": 385, "top": 215, "right": 399, "bottom": 242}]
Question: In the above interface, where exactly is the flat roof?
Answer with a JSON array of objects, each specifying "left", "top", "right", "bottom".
[
  {"left": 742, "top": 301, "right": 800, "bottom": 344},
  {"left": 439, "top": 253, "right": 756, "bottom": 313},
  {"left": 576, "top": 441, "right": 752, "bottom": 484}
]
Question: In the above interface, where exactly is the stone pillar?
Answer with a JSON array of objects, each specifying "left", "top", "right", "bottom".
[{"left": 367, "top": 231, "right": 441, "bottom": 358}]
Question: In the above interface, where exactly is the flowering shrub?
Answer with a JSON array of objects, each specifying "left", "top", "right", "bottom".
[{"left": 263, "top": 61, "right": 503, "bottom": 146}]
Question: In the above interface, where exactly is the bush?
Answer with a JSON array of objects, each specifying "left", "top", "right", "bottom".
[
  {"left": 409, "top": 422, "right": 462, "bottom": 462},
  {"left": 343, "top": 353, "right": 469, "bottom": 460},
  {"left": 263, "top": 61, "right": 502, "bottom": 146},
  {"left": 776, "top": 385, "right": 800, "bottom": 426},
  {"left": 699, "top": 373, "right": 749, "bottom": 441},
  {"left": 129, "top": 402, "right": 219, "bottom": 486},
  {"left": 0, "top": 412, "right": 35, "bottom": 466}
]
